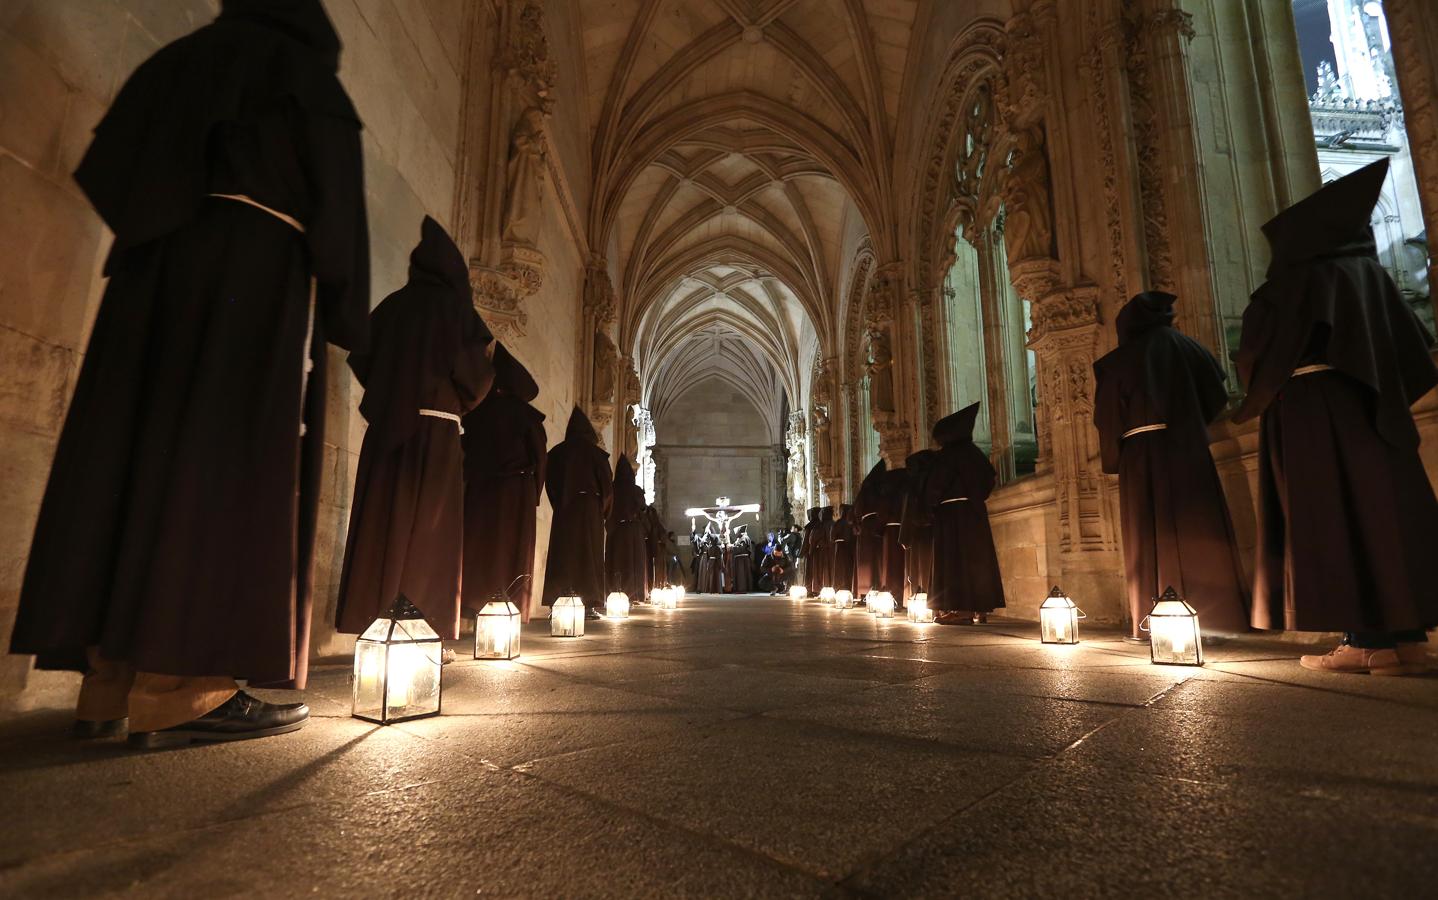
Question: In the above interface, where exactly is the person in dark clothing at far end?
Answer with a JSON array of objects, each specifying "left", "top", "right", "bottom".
[
  {"left": 1233, "top": 159, "right": 1438, "bottom": 675},
  {"left": 9, "top": 0, "right": 369, "bottom": 749}
]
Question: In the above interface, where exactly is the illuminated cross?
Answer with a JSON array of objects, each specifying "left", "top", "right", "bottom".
[{"left": 685, "top": 496, "right": 761, "bottom": 546}]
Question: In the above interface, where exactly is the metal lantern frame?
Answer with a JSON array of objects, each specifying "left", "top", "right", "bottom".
[
  {"left": 789, "top": 585, "right": 808, "bottom": 601},
  {"left": 907, "top": 592, "right": 934, "bottom": 623},
  {"left": 819, "top": 586, "right": 836, "bottom": 604},
  {"left": 352, "top": 596, "right": 443, "bottom": 725},
  {"left": 605, "top": 591, "right": 631, "bottom": 619},
  {"left": 1142, "top": 586, "right": 1204, "bottom": 666},
  {"left": 552, "top": 594, "right": 586, "bottom": 637},
  {"left": 654, "top": 585, "right": 680, "bottom": 610},
  {"left": 834, "top": 589, "right": 855, "bottom": 610},
  {"left": 870, "top": 591, "right": 896, "bottom": 619},
  {"left": 474, "top": 598, "right": 523, "bottom": 660},
  {"left": 1039, "top": 585, "right": 1083, "bottom": 645}
]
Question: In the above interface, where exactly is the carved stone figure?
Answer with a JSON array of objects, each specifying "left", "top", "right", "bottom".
[
  {"left": 593, "top": 329, "right": 618, "bottom": 403},
  {"left": 1001, "top": 128, "right": 1054, "bottom": 267},
  {"left": 865, "top": 327, "right": 896, "bottom": 413},
  {"left": 502, "top": 107, "right": 548, "bottom": 248},
  {"left": 811, "top": 404, "right": 832, "bottom": 470}
]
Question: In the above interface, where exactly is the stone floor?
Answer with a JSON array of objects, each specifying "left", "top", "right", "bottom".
[{"left": 2, "top": 594, "right": 1437, "bottom": 898}]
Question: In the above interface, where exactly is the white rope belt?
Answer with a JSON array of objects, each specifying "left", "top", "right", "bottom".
[
  {"left": 420, "top": 409, "right": 464, "bottom": 434},
  {"left": 1293, "top": 364, "right": 1336, "bottom": 377},
  {"left": 861, "top": 512, "right": 879, "bottom": 520},
  {"left": 940, "top": 497, "right": 970, "bottom": 505},
  {"left": 1122, "top": 423, "right": 1168, "bottom": 440},
  {"left": 886, "top": 522, "right": 902, "bottom": 527},
  {"left": 207, "top": 193, "right": 306, "bottom": 233}
]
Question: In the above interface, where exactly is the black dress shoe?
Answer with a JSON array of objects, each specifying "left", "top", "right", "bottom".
[
  {"left": 71, "top": 718, "right": 127, "bottom": 740},
  {"left": 128, "top": 691, "right": 309, "bottom": 750}
]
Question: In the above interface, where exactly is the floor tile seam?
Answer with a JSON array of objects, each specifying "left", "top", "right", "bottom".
[
  {"left": 504, "top": 764, "right": 840, "bottom": 886},
  {"left": 1049, "top": 755, "right": 1438, "bottom": 802},
  {"left": 750, "top": 708, "right": 1053, "bottom": 762},
  {"left": 503, "top": 710, "right": 771, "bottom": 769},
  {"left": 1200, "top": 669, "right": 1438, "bottom": 710}
]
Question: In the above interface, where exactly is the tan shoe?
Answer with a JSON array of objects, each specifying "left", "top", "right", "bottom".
[{"left": 1300, "top": 644, "right": 1408, "bottom": 675}]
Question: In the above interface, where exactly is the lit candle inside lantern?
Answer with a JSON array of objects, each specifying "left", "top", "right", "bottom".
[
  {"left": 674, "top": 585, "right": 686, "bottom": 604},
  {"left": 789, "top": 585, "right": 808, "bottom": 601},
  {"left": 834, "top": 589, "right": 855, "bottom": 609},
  {"left": 605, "top": 591, "right": 631, "bottom": 619},
  {"left": 1144, "top": 586, "right": 1203, "bottom": 666},
  {"left": 907, "top": 592, "right": 934, "bottom": 623},
  {"left": 551, "top": 594, "right": 585, "bottom": 637},
  {"left": 819, "top": 587, "right": 836, "bottom": 603},
  {"left": 1039, "top": 585, "right": 1082, "bottom": 645},
  {"left": 870, "top": 591, "right": 896, "bottom": 618},
  {"left": 474, "top": 599, "right": 522, "bottom": 660},
  {"left": 654, "top": 586, "right": 679, "bottom": 610},
  {"left": 352, "top": 596, "right": 443, "bottom": 725}
]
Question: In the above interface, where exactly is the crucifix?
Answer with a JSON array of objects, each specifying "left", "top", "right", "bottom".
[{"left": 685, "top": 496, "right": 761, "bottom": 547}]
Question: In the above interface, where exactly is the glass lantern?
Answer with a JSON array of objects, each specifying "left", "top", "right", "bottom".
[
  {"left": 870, "top": 591, "right": 896, "bottom": 619},
  {"left": 834, "top": 589, "right": 855, "bottom": 609},
  {"left": 605, "top": 591, "right": 631, "bottom": 619},
  {"left": 674, "top": 585, "right": 687, "bottom": 605},
  {"left": 1143, "top": 586, "right": 1203, "bottom": 666},
  {"left": 474, "top": 598, "right": 522, "bottom": 660},
  {"left": 819, "top": 586, "right": 836, "bottom": 604},
  {"left": 907, "top": 592, "right": 934, "bottom": 623},
  {"left": 352, "top": 596, "right": 443, "bottom": 725},
  {"left": 655, "top": 586, "right": 680, "bottom": 610},
  {"left": 1039, "top": 585, "right": 1082, "bottom": 645},
  {"left": 552, "top": 594, "right": 586, "bottom": 637},
  {"left": 789, "top": 585, "right": 808, "bottom": 601}
]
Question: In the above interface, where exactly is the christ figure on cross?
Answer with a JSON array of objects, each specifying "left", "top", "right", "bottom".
[{"left": 685, "top": 496, "right": 761, "bottom": 546}]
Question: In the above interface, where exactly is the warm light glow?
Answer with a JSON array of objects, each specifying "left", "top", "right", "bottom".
[
  {"left": 674, "top": 585, "right": 686, "bottom": 604},
  {"left": 907, "top": 592, "right": 934, "bottom": 624},
  {"left": 871, "top": 591, "right": 896, "bottom": 618},
  {"left": 1145, "top": 587, "right": 1203, "bottom": 666},
  {"left": 605, "top": 592, "right": 631, "bottom": 619},
  {"left": 1039, "top": 586, "right": 1081, "bottom": 645},
  {"left": 352, "top": 600, "right": 443, "bottom": 725},
  {"left": 552, "top": 595, "right": 585, "bottom": 637},
  {"left": 834, "top": 589, "right": 855, "bottom": 609},
  {"left": 819, "top": 587, "right": 836, "bottom": 603},
  {"left": 474, "top": 600, "right": 522, "bottom": 660},
  {"left": 654, "top": 586, "right": 679, "bottom": 610},
  {"left": 789, "top": 585, "right": 807, "bottom": 601}
]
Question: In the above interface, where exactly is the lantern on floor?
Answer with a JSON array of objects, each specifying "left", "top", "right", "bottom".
[
  {"left": 674, "top": 585, "right": 687, "bottom": 605},
  {"left": 1039, "top": 585, "right": 1082, "bottom": 645},
  {"left": 907, "top": 592, "right": 934, "bottom": 624},
  {"left": 834, "top": 589, "right": 855, "bottom": 609},
  {"left": 819, "top": 587, "right": 836, "bottom": 604},
  {"left": 789, "top": 585, "right": 808, "bottom": 601},
  {"left": 605, "top": 591, "right": 631, "bottom": 619},
  {"left": 656, "top": 586, "right": 680, "bottom": 610},
  {"left": 871, "top": 591, "right": 896, "bottom": 619},
  {"left": 473, "top": 598, "right": 522, "bottom": 660},
  {"left": 552, "top": 594, "right": 586, "bottom": 637},
  {"left": 1143, "top": 586, "right": 1203, "bottom": 666},
  {"left": 352, "top": 596, "right": 443, "bottom": 725}
]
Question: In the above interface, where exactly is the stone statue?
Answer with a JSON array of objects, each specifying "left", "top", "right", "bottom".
[
  {"left": 1000, "top": 128, "right": 1054, "bottom": 267},
  {"left": 593, "top": 330, "right": 617, "bottom": 403},
  {"left": 811, "top": 404, "right": 831, "bottom": 470},
  {"left": 864, "top": 327, "right": 896, "bottom": 413},
  {"left": 502, "top": 107, "right": 548, "bottom": 248}
]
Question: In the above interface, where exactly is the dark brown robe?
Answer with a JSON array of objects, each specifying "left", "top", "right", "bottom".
[
  {"left": 461, "top": 343, "right": 546, "bottom": 619},
  {"left": 878, "top": 468, "right": 909, "bottom": 602},
  {"left": 336, "top": 218, "right": 494, "bottom": 641},
  {"left": 853, "top": 461, "right": 886, "bottom": 595},
  {"left": 699, "top": 540, "right": 722, "bottom": 593},
  {"left": 10, "top": 0, "right": 368, "bottom": 688},
  {"left": 830, "top": 505, "right": 857, "bottom": 594},
  {"left": 900, "top": 450, "right": 938, "bottom": 595},
  {"left": 926, "top": 404, "right": 1005, "bottom": 613},
  {"left": 1234, "top": 159, "right": 1438, "bottom": 634},
  {"left": 641, "top": 506, "right": 666, "bottom": 595},
  {"left": 1094, "top": 291, "right": 1250, "bottom": 636},
  {"left": 542, "top": 408, "right": 613, "bottom": 609},
  {"left": 731, "top": 537, "right": 755, "bottom": 593},
  {"left": 799, "top": 507, "right": 823, "bottom": 592},
  {"left": 605, "top": 455, "right": 648, "bottom": 602},
  {"left": 812, "top": 507, "right": 835, "bottom": 591}
]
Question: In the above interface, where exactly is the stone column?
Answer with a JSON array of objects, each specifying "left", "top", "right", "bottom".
[
  {"left": 810, "top": 357, "right": 843, "bottom": 506},
  {"left": 1386, "top": 0, "right": 1438, "bottom": 318},
  {"left": 864, "top": 262, "right": 915, "bottom": 467}
]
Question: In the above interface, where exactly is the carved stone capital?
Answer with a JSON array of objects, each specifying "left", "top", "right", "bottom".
[
  {"left": 1007, "top": 256, "right": 1064, "bottom": 305},
  {"left": 469, "top": 246, "right": 546, "bottom": 341},
  {"left": 871, "top": 412, "right": 914, "bottom": 467},
  {"left": 583, "top": 256, "right": 617, "bottom": 325},
  {"left": 1029, "top": 285, "right": 1101, "bottom": 347}
]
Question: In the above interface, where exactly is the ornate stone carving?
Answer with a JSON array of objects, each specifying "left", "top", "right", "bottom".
[
  {"left": 1000, "top": 128, "right": 1056, "bottom": 267},
  {"left": 1081, "top": 16, "right": 1131, "bottom": 303},
  {"left": 864, "top": 328, "right": 896, "bottom": 414},
  {"left": 499, "top": 0, "right": 556, "bottom": 113},
  {"left": 469, "top": 249, "right": 541, "bottom": 340},
  {"left": 997, "top": 12, "right": 1046, "bottom": 130},
  {"left": 583, "top": 256, "right": 617, "bottom": 326},
  {"left": 501, "top": 107, "right": 550, "bottom": 249},
  {"left": 785, "top": 411, "right": 808, "bottom": 515},
  {"left": 592, "top": 329, "right": 618, "bottom": 405}
]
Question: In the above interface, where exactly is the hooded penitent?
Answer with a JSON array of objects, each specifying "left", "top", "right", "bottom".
[
  {"left": 877, "top": 466, "right": 910, "bottom": 600},
  {"left": 542, "top": 408, "right": 613, "bottom": 608},
  {"left": 800, "top": 506, "right": 823, "bottom": 592},
  {"left": 729, "top": 526, "right": 755, "bottom": 594},
  {"left": 11, "top": 0, "right": 369, "bottom": 689},
  {"left": 1234, "top": 159, "right": 1438, "bottom": 634},
  {"left": 830, "top": 505, "right": 858, "bottom": 595},
  {"left": 606, "top": 455, "right": 649, "bottom": 603},
  {"left": 899, "top": 449, "right": 939, "bottom": 594},
  {"left": 336, "top": 217, "right": 495, "bottom": 641},
  {"left": 1093, "top": 291, "right": 1249, "bottom": 636},
  {"left": 813, "top": 506, "right": 836, "bottom": 592},
  {"left": 853, "top": 461, "right": 887, "bottom": 595},
  {"left": 924, "top": 403, "right": 1005, "bottom": 614},
  {"left": 462, "top": 342, "right": 547, "bottom": 619}
]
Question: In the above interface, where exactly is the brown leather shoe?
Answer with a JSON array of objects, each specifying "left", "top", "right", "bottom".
[{"left": 1300, "top": 644, "right": 1408, "bottom": 675}]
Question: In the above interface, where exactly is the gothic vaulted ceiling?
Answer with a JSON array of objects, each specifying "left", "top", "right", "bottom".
[{"left": 580, "top": 0, "right": 918, "bottom": 430}]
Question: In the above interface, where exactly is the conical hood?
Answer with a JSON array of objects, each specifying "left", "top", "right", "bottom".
[
  {"left": 408, "top": 216, "right": 471, "bottom": 295},
  {"left": 614, "top": 453, "right": 635, "bottom": 485},
  {"left": 1116, "top": 291, "right": 1177, "bottom": 344},
  {"left": 933, "top": 402, "right": 982, "bottom": 446},
  {"left": 806, "top": 506, "right": 822, "bottom": 524},
  {"left": 220, "top": 0, "right": 342, "bottom": 71},
  {"left": 1262, "top": 158, "right": 1387, "bottom": 277},
  {"left": 566, "top": 406, "right": 599, "bottom": 445},
  {"left": 492, "top": 342, "right": 539, "bottom": 402}
]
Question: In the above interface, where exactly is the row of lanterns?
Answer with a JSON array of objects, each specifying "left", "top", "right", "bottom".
[{"left": 354, "top": 581, "right": 1203, "bottom": 725}]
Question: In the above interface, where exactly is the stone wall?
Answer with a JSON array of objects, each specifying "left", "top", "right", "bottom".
[{"left": 0, "top": 0, "right": 476, "bottom": 709}]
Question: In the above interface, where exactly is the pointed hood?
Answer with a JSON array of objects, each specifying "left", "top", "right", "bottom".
[
  {"left": 408, "top": 216, "right": 472, "bottom": 295},
  {"left": 566, "top": 406, "right": 599, "bottom": 445},
  {"left": 1262, "top": 158, "right": 1387, "bottom": 277},
  {"left": 614, "top": 453, "right": 635, "bottom": 485},
  {"left": 492, "top": 342, "right": 539, "bottom": 402},
  {"left": 220, "top": 0, "right": 343, "bottom": 71},
  {"left": 933, "top": 402, "right": 982, "bottom": 447},
  {"left": 1116, "top": 291, "right": 1178, "bottom": 344},
  {"left": 806, "top": 506, "right": 823, "bottom": 525}
]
